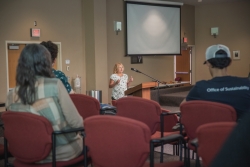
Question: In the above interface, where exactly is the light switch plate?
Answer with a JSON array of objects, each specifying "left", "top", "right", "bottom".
[{"left": 65, "top": 59, "right": 70, "bottom": 64}]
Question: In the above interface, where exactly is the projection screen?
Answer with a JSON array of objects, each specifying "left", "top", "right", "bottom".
[{"left": 126, "top": 1, "right": 181, "bottom": 56}]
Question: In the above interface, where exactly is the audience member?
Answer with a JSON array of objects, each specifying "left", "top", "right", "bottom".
[
  {"left": 182, "top": 44, "right": 250, "bottom": 120},
  {"left": 40, "top": 40, "right": 74, "bottom": 93},
  {"left": 5, "top": 44, "right": 83, "bottom": 163},
  {"left": 109, "top": 63, "right": 133, "bottom": 100}
]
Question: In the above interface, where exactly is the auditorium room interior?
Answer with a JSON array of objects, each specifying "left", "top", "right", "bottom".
[
  {"left": 0, "top": 0, "right": 249, "bottom": 106},
  {"left": 0, "top": 0, "right": 249, "bottom": 166}
]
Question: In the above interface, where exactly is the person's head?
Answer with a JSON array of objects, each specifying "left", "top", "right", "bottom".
[
  {"left": 113, "top": 63, "right": 124, "bottom": 74},
  {"left": 40, "top": 40, "right": 58, "bottom": 64},
  {"left": 204, "top": 44, "right": 231, "bottom": 69},
  {"left": 16, "top": 44, "right": 53, "bottom": 105}
]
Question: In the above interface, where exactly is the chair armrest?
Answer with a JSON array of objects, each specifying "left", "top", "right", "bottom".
[
  {"left": 166, "top": 110, "right": 181, "bottom": 116},
  {"left": 53, "top": 127, "right": 84, "bottom": 135},
  {"left": 161, "top": 108, "right": 170, "bottom": 112},
  {"left": 161, "top": 109, "right": 181, "bottom": 116},
  {"left": 52, "top": 127, "right": 85, "bottom": 167},
  {"left": 160, "top": 111, "right": 180, "bottom": 136},
  {"left": 190, "top": 138, "right": 199, "bottom": 148},
  {"left": 150, "top": 134, "right": 187, "bottom": 167},
  {"left": 151, "top": 134, "right": 185, "bottom": 144}
]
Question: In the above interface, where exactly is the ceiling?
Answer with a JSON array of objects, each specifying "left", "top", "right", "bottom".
[{"left": 158, "top": 0, "right": 248, "bottom": 6}]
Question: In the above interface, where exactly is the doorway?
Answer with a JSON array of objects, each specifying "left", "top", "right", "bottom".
[
  {"left": 174, "top": 46, "right": 195, "bottom": 85},
  {"left": 6, "top": 41, "right": 62, "bottom": 91}
]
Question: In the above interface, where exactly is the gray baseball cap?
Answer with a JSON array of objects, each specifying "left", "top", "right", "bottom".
[{"left": 204, "top": 44, "right": 231, "bottom": 64}]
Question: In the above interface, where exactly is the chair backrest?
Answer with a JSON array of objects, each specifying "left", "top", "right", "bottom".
[
  {"left": 84, "top": 115, "right": 151, "bottom": 167},
  {"left": 115, "top": 96, "right": 162, "bottom": 134},
  {"left": 2, "top": 111, "right": 53, "bottom": 163},
  {"left": 180, "top": 100, "right": 237, "bottom": 141},
  {"left": 111, "top": 100, "right": 117, "bottom": 106},
  {"left": 70, "top": 94, "right": 100, "bottom": 119},
  {"left": 196, "top": 122, "right": 236, "bottom": 167}
]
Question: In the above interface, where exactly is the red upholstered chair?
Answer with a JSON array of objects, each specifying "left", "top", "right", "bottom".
[
  {"left": 84, "top": 115, "right": 186, "bottom": 167},
  {"left": 0, "top": 123, "right": 12, "bottom": 161},
  {"left": 0, "top": 135, "right": 13, "bottom": 161},
  {"left": 0, "top": 144, "right": 4, "bottom": 159},
  {"left": 192, "top": 122, "right": 236, "bottom": 167},
  {"left": 111, "top": 100, "right": 117, "bottom": 106},
  {"left": 1, "top": 111, "right": 85, "bottom": 167},
  {"left": 70, "top": 94, "right": 100, "bottom": 118},
  {"left": 155, "top": 109, "right": 182, "bottom": 156},
  {"left": 115, "top": 96, "right": 179, "bottom": 162},
  {"left": 180, "top": 100, "right": 237, "bottom": 166}
]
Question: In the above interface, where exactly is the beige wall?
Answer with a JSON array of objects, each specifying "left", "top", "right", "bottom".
[
  {"left": 195, "top": 1, "right": 250, "bottom": 81},
  {"left": 83, "top": 0, "right": 109, "bottom": 103},
  {"left": 106, "top": 1, "right": 195, "bottom": 102},
  {"left": 181, "top": 4, "right": 195, "bottom": 45},
  {"left": 0, "top": 0, "right": 196, "bottom": 104},
  {"left": 0, "top": 0, "right": 248, "bottom": 104},
  {"left": 0, "top": 0, "right": 85, "bottom": 102}
]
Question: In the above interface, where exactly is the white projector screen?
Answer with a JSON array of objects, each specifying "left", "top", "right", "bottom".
[{"left": 126, "top": 2, "right": 181, "bottom": 56}]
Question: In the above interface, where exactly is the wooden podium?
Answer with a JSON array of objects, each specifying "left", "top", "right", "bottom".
[{"left": 125, "top": 82, "right": 157, "bottom": 100}]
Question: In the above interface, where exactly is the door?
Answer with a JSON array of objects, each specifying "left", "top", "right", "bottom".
[
  {"left": 175, "top": 47, "right": 192, "bottom": 84},
  {"left": 8, "top": 44, "right": 26, "bottom": 89},
  {"left": 7, "top": 41, "right": 62, "bottom": 90}
]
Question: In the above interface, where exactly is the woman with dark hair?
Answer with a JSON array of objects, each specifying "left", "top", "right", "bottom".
[
  {"left": 6, "top": 44, "right": 83, "bottom": 163},
  {"left": 40, "top": 40, "right": 74, "bottom": 93}
]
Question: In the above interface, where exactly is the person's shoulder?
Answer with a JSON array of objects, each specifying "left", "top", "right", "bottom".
[
  {"left": 232, "top": 76, "right": 249, "bottom": 80},
  {"left": 191, "top": 80, "right": 213, "bottom": 90},
  {"left": 110, "top": 74, "right": 117, "bottom": 78},
  {"left": 53, "top": 69, "right": 66, "bottom": 76},
  {"left": 42, "top": 76, "right": 59, "bottom": 82},
  {"left": 194, "top": 79, "right": 208, "bottom": 85},
  {"left": 36, "top": 77, "right": 62, "bottom": 97},
  {"left": 40, "top": 77, "right": 61, "bottom": 86},
  {"left": 226, "top": 76, "right": 250, "bottom": 83}
]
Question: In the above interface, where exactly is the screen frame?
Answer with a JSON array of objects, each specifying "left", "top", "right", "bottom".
[{"left": 125, "top": 1, "right": 182, "bottom": 56}]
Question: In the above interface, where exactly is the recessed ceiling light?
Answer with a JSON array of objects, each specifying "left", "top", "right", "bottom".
[{"left": 198, "top": 0, "right": 202, "bottom": 2}]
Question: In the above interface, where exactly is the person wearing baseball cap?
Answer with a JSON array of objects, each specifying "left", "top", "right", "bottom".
[{"left": 181, "top": 44, "right": 250, "bottom": 120}]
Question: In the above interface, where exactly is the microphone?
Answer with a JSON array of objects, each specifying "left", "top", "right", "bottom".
[{"left": 131, "top": 68, "right": 141, "bottom": 73}]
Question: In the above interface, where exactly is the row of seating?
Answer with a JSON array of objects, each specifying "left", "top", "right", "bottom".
[
  {"left": 70, "top": 94, "right": 181, "bottom": 162},
  {"left": 191, "top": 122, "right": 236, "bottom": 167},
  {"left": 0, "top": 94, "right": 237, "bottom": 167},
  {"left": 83, "top": 115, "right": 186, "bottom": 167},
  {"left": 0, "top": 94, "right": 184, "bottom": 167},
  {"left": 179, "top": 100, "right": 237, "bottom": 167},
  {"left": 82, "top": 96, "right": 237, "bottom": 167}
]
